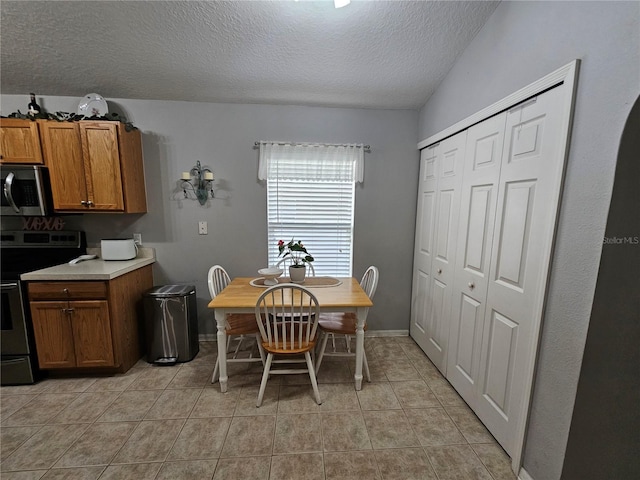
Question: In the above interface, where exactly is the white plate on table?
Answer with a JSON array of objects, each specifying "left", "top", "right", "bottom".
[{"left": 77, "top": 93, "right": 108, "bottom": 117}]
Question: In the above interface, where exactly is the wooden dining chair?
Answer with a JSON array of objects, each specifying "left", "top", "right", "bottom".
[
  {"left": 208, "top": 265, "right": 265, "bottom": 384},
  {"left": 254, "top": 283, "right": 322, "bottom": 407},
  {"left": 314, "top": 266, "right": 379, "bottom": 381}
]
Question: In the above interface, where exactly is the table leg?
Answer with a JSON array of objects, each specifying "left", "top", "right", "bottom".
[
  {"left": 354, "top": 307, "right": 366, "bottom": 390},
  {"left": 215, "top": 309, "right": 228, "bottom": 393}
]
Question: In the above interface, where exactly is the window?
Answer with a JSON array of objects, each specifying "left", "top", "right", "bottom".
[{"left": 259, "top": 143, "right": 364, "bottom": 277}]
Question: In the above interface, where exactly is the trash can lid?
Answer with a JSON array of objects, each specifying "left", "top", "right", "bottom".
[{"left": 145, "top": 285, "right": 195, "bottom": 297}]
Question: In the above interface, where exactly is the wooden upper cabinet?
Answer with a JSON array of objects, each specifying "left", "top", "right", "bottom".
[
  {"left": 39, "top": 120, "right": 147, "bottom": 213},
  {"left": 0, "top": 119, "right": 44, "bottom": 164},
  {"left": 38, "top": 122, "right": 88, "bottom": 210}
]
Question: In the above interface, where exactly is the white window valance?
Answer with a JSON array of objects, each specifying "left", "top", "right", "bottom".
[{"left": 258, "top": 142, "right": 365, "bottom": 183}]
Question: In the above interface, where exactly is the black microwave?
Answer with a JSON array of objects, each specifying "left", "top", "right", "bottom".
[{"left": 1, "top": 165, "right": 53, "bottom": 216}]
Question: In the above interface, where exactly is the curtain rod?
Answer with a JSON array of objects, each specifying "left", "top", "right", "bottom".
[{"left": 254, "top": 141, "right": 370, "bottom": 151}]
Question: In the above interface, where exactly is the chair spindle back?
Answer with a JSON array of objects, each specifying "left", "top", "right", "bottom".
[
  {"left": 255, "top": 284, "right": 320, "bottom": 351},
  {"left": 208, "top": 265, "right": 231, "bottom": 299}
]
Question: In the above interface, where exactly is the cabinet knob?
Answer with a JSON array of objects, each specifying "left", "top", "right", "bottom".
[
  {"left": 80, "top": 201, "right": 87, "bottom": 206},
  {"left": 468, "top": 282, "right": 475, "bottom": 290},
  {"left": 63, "top": 288, "right": 69, "bottom": 294},
  {"left": 437, "top": 268, "right": 442, "bottom": 274},
  {"left": 87, "top": 200, "right": 94, "bottom": 206}
]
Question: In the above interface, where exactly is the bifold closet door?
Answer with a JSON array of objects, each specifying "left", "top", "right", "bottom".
[
  {"left": 410, "top": 144, "right": 439, "bottom": 353},
  {"left": 446, "top": 112, "right": 507, "bottom": 403},
  {"left": 410, "top": 132, "right": 466, "bottom": 372},
  {"left": 474, "top": 84, "right": 567, "bottom": 454}
]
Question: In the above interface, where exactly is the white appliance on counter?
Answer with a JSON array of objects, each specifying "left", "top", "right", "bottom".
[{"left": 101, "top": 238, "right": 138, "bottom": 261}]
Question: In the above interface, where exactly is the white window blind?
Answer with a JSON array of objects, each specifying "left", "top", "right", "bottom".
[{"left": 259, "top": 143, "right": 364, "bottom": 277}]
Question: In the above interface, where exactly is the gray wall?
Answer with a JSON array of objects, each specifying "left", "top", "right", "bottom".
[
  {"left": 417, "top": 2, "right": 639, "bottom": 479},
  {"left": 1, "top": 95, "right": 419, "bottom": 336}
]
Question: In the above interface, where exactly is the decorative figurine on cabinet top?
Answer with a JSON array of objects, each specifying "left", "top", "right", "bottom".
[{"left": 27, "top": 93, "right": 41, "bottom": 115}]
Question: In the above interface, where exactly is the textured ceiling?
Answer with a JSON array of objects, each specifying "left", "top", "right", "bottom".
[{"left": 1, "top": 1, "right": 499, "bottom": 110}]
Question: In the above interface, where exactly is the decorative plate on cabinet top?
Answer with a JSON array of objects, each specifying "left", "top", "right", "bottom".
[{"left": 77, "top": 93, "right": 108, "bottom": 117}]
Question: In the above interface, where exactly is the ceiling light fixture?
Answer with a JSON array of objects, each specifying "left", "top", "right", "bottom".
[{"left": 334, "top": 0, "right": 350, "bottom": 8}]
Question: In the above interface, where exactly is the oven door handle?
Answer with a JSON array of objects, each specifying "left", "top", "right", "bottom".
[
  {"left": 3, "top": 172, "right": 21, "bottom": 213},
  {"left": 1, "top": 282, "right": 19, "bottom": 291},
  {"left": 0, "top": 358, "right": 27, "bottom": 365}
]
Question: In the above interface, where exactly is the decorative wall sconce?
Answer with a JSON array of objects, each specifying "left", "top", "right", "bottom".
[{"left": 180, "top": 161, "right": 214, "bottom": 205}]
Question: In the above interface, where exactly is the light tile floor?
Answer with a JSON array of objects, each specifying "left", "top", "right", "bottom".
[{"left": 0, "top": 337, "right": 516, "bottom": 480}]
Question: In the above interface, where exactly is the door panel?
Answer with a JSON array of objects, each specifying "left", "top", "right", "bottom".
[
  {"left": 39, "top": 122, "right": 88, "bottom": 210},
  {"left": 482, "top": 309, "right": 518, "bottom": 417},
  {"left": 435, "top": 190, "right": 454, "bottom": 262},
  {"left": 410, "top": 145, "right": 438, "bottom": 348},
  {"left": 477, "top": 85, "right": 566, "bottom": 454},
  {"left": 413, "top": 270, "right": 430, "bottom": 335},
  {"left": 80, "top": 123, "right": 124, "bottom": 210},
  {"left": 494, "top": 180, "right": 536, "bottom": 291},
  {"left": 418, "top": 192, "right": 436, "bottom": 261},
  {"left": 464, "top": 185, "right": 493, "bottom": 274},
  {"left": 447, "top": 112, "right": 507, "bottom": 402},
  {"left": 0, "top": 120, "right": 43, "bottom": 164},
  {"left": 453, "top": 293, "right": 482, "bottom": 383},
  {"left": 428, "top": 279, "right": 447, "bottom": 354},
  {"left": 422, "top": 131, "right": 467, "bottom": 372},
  {"left": 30, "top": 302, "right": 76, "bottom": 369},
  {"left": 71, "top": 300, "right": 115, "bottom": 368}
]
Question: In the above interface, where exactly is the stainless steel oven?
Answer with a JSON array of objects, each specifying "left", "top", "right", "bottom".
[
  {"left": 1, "top": 165, "right": 53, "bottom": 216},
  {"left": 0, "top": 230, "right": 86, "bottom": 385},
  {"left": 0, "top": 281, "right": 35, "bottom": 384}
]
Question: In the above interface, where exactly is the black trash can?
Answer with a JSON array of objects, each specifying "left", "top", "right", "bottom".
[{"left": 143, "top": 285, "right": 199, "bottom": 365}]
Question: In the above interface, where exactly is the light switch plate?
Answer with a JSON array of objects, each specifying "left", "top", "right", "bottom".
[{"left": 198, "top": 221, "right": 208, "bottom": 235}]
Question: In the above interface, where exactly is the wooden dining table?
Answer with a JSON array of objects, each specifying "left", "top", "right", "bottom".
[{"left": 207, "top": 276, "right": 373, "bottom": 393}]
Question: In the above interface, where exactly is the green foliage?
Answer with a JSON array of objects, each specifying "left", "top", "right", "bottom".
[
  {"left": 3, "top": 110, "right": 137, "bottom": 131},
  {"left": 277, "top": 238, "right": 314, "bottom": 265}
]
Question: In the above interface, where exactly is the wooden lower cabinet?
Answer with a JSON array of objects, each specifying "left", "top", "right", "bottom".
[
  {"left": 27, "top": 265, "right": 153, "bottom": 373},
  {"left": 31, "top": 300, "right": 114, "bottom": 369}
]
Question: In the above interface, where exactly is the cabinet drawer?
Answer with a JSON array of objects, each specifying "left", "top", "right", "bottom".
[{"left": 28, "top": 282, "right": 108, "bottom": 300}]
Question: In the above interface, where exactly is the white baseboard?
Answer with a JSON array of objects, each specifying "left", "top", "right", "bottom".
[
  {"left": 365, "top": 330, "right": 409, "bottom": 337},
  {"left": 198, "top": 330, "right": 409, "bottom": 343},
  {"left": 199, "top": 333, "right": 217, "bottom": 342},
  {"left": 518, "top": 467, "right": 534, "bottom": 480}
]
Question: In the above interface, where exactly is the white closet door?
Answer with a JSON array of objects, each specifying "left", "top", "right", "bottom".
[
  {"left": 446, "top": 112, "right": 507, "bottom": 401},
  {"left": 423, "top": 131, "right": 467, "bottom": 372},
  {"left": 476, "top": 85, "right": 567, "bottom": 454},
  {"left": 410, "top": 145, "right": 439, "bottom": 350}
]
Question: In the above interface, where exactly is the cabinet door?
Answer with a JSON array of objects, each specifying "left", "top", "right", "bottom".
[
  {"left": 39, "top": 122, "right": 88, "bottom": 210},
  {"left": 30, "top": 301, "right": 76, "bottom": 369},
  {"left": 71, "top": 300, "right": 115, "bottom": 368},
  {"left": 0, "top": 119, "right": 43, "bottom": 164},
  {"left": 79, "top": 123, "right": 124, "bottom": 211}
]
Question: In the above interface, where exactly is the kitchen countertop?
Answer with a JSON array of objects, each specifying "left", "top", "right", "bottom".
[{"left": 20, "top": 247, "right": 156, "bottom": 281}]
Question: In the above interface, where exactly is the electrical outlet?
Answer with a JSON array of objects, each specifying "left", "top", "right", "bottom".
[
  {"left": 133, "top": 233, "right": 142, "bottom": 246},
  {"left": 198, "top": 221, "right": 208, "bottom": 235}
]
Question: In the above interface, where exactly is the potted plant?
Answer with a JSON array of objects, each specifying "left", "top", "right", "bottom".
[{"left": 277, "top": 238, "right": 314, "bottom": 283}]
